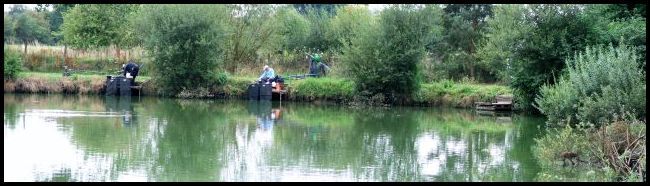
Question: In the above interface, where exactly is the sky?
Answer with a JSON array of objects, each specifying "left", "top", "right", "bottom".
[
  {"left": 4, "top": 4, "right": 41, "bottom": 12},
  {"left": 368, "top": 4, "right": 388, "bottom": 13},
  {"left": 5, "top": 4, "right": 387, "bottom": 13}
]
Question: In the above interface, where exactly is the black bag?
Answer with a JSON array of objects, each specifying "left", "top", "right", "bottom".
[{"left": 274, "top": 75, "right": 284, "bottom": 83}]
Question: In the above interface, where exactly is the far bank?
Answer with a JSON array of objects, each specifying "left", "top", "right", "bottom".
[{"left": 4, "top": 72, "right": 512, "bottom": 109}]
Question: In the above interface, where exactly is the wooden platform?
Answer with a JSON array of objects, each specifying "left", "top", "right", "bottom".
[
  {"left": 271, "top": 83, "right": 289, "bottom": 101},
  {"left": 475, "top": 95, "right": 513, "bottom": 111}
]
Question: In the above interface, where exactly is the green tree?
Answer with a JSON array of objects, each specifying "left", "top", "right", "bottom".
[
  {"left": 303, "top": 7, "right": 333, "bottom": 51},
  {"left": 477, "top": 4, "right": 531, "bottom": 83},
  {"left": 61, "top": 4, "right": 139, "bottom": 51},
  {"left": 272, "top": 7, "right": 311, "bottom": 51},
  {"left": 223, "top": 4, "right": 276, "bottom": 73},
  {"left": 434, "top": 4, "right": 493, "bottom": 81},
  {"left": 135, "top": 4, "right": 230, "bottom": 95},
  {"left": 325, "top": 5, "right": 375, "bottom": 53},
  {"left": 293, "top": 4, "right": 343, "bottom": 16},
  {"left": 12, "top": 9, "right": 50, "bottom": 54},
  {"left": 342, "top": 5, "right": 433, "bottom": 103},
  {"left": 4, "top": 13, "right": 15, "bottom": 43},
  {"left": 582, "top": 4, "right": 646, "bottom": 67},
  {"left": 509, "top": 4, "right": 595, "bottom": 112}
]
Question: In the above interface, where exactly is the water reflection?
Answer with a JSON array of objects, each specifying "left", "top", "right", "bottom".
[
  {"left": 104, "top": 96, "right": 137, "bottom": 128},
  {"left": 247, "top": 101, "right": 283, "bottom": 131},
  {"left": 4, "top": 94, "right": 546, "bottom": 182}
]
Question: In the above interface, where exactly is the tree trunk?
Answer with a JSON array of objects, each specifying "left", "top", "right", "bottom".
[
  {"left": 24, "top": 42, "right": 27, "bottom": 54},
  {"left": 63, "top": 44, "right": 68, "bottom": 67}
]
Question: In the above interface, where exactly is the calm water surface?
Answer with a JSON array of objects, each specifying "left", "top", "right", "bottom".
[{"left": 4, "top": 93, "right": 546, "bottom": 182}]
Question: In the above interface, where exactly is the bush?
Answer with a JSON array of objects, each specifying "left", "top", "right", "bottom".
[
  {"left": 135, "top": 5, "right": 230, "bottom": 95},
  {"left": 587, "top": 115, "right": 646, "bottom": 181},
  {"left": 535, "top": 44, "right": 646, "bottom": 126},
  {"left": 533, "top": 124, "right": 593, "bottom": 168},
  {"left": 341, "top": 5, "right": 433, "bottom": 103},
  {"left": 4, "top": 48, "right": 23, "bottom": 79}
]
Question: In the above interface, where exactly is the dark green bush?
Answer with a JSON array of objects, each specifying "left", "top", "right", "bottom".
[
  {"left": 135, "top": 5, "right": 230, "bottom": 95},
  {"left": 4, "top": 48, "right": 23, "bottom": 79},
  {"left": 341, "top": 5, "right": 433, "bottom": 103}
]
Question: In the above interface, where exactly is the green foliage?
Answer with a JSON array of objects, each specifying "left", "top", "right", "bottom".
[
  {"left": 582, "top": 4, "right": 646, "bottom": 64},
  {"left": 221, "top": 5, "right": 276, "bottom": 73},
  {"left": 12, "top": 10, "right": 50, "bottom": 49},
  {"left": 509, "top": 5, "right": 595, "bottom": 111},
  {"left": 533, "top": 124, "right": 592, "bottom": 168},
  {"left": 477, "top": 4, "right": 531, "bottom": 82},
  {"left": 293, "top": 4, "right": 342, "bottom": 16},
  {"left": 4, "top": 14, "right": 15, "bottom": 43},
  {"left": 272, "top": 7, "right": 311, "bottom": 51},
  {"left": 302, "top": 7, "right": 333, "bottom": 51},
  {"left": 61, "top": 4, "right": 139, "bottom": 49},
  {"left": 414, "top": 80, "right": 511, "bottom": 107},
  {"left": 425, "top": 4, "right": 493, "bottom": 82},
  {"left": 325, "top": 5, "right": 375, "bottom": 53},
  {"left": 535, "top": 44, "right": 646, "bottom": 126},
  {"left": 342, "top": 5, "right": 433, "bottom": 103},
  {"left": 291, "top": 77, "right": 355, "bottom": 100},
  {"left": 4, "top": 47, "right": 23, "bottom": 79},
  {"left": 135, "top": 4, "right": 230, "bottom": 95}
]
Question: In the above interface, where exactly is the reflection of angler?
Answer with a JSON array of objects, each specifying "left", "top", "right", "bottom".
[
  {"left": 123, "top": 111, "right": 132, "bottom": 126},
  {"left": 258, "top": 115, "right": 273, "bottom": 130},
  {"left": 106, "top": 96, "right": 136, "bottom": 128},
  {"left": 271, "top": 109, "right": 281, "bottom": 121}
]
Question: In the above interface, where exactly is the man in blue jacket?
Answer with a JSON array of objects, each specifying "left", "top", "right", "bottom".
[{"left": 258, "top": 65, "right": 275, "bottom": 84}]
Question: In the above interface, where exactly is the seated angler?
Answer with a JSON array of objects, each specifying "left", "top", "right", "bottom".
[{"left": 258, "top": 65, "right": 275, "bottom": 84}]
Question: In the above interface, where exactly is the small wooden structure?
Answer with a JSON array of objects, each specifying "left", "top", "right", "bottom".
[
  {"left": 271, "top": 82, "right": 289, "bottom": 101},
  {"left": 475, "top": 95, "right": 513, "bottom": 111}
]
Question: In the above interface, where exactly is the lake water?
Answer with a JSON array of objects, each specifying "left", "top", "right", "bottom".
[{"left": 4, "top": 93, "right": 547, "bottom": 182}]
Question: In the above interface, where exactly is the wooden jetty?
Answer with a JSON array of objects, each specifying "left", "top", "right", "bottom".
[
  {"left": 475, "top": 95, "right": 513, "bottom": 111},
  {"left": 271, "top": 82, "right": 289, "bottom": 101}
]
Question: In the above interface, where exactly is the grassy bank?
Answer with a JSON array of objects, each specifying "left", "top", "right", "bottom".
[
  {"left": 4, "top": 72, "right": 149, "bottom": 94},
  {"left": 4, "top": 72, "right": 512, "bottom": 108}
]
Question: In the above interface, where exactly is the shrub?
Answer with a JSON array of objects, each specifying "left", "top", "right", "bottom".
[
  {"left": 341, "top": 5, "right": 433, "bottom": 103},
  {"left": 533, "top": 124, "right": 592, "bottom": 168},
  {"left": 535, "top": 44, "right": 646, "bottom": 126},
  {"left": 586, "top": 114, "right": 646, "bottom": 181},
  {"left": 4, "top": 48, "right": 23, "bottom": 79},
  {"left": 135, "top": 5, "right": 230, "bottom": 95}
]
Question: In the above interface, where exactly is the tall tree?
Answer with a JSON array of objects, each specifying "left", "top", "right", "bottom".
[
  {"left": 135, "top": 4, "right": 230, "bottom": 95},
  {"left": 342, "top": 5, "right": 433, "bottom": 103},
  {"left": 12, "top": 9, "right": 50, "bottom": 54},
  {"left": 61, "top": 4, "right": 139, "bottom": 57},
  {"left": 509, "top": 4, "right": 595, "bottom": 112},
  {"left": 293, "top": 4, "right": 343, "bottom": 16},
  {"left": 435, "top": 4, "right": 493, "bottom": 81},
  {"left": 223, "top": 4, "right": 277, "bottom": 73},
  {"left": 4, "top": 13, "right": 15, "bottom": 43},
  {"left": 477, "top": 4, "right": 531, "bottom": 82}
]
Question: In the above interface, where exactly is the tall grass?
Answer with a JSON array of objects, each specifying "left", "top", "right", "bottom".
[
  {"left": 4, "top": 44, "right": 148, "bottom": 75},
  {"left": 414, "top": 79, "right": 512, "bottom": 108}
]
